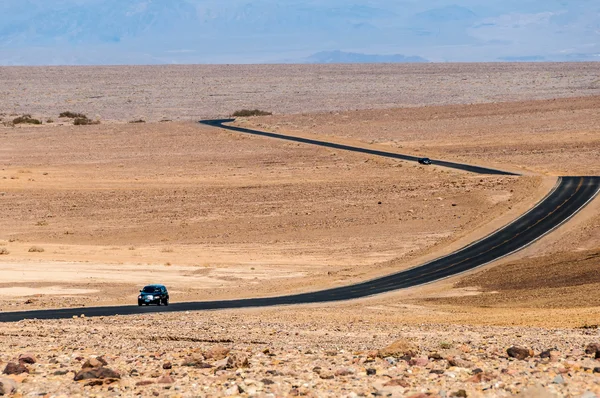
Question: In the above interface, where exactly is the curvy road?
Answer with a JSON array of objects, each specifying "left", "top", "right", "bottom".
[{"left": 0, "top": 120, "right": 598, "bottom": 322}]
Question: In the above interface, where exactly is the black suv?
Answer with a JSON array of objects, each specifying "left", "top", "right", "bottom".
[
  {"left": 418, "top": 157, "right": 432, "bottom": 165},
  {"left": 138, "top": 284, "right": 169, "bottom": 306}
]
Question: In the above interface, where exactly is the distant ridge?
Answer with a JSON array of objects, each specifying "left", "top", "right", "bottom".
[{"left": 304, "top": 51, "right": 428, "bottom": 64}]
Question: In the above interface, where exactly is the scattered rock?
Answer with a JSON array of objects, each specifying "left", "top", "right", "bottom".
[
  {"left": 3, "top": 362, "right": 29, "bottom": 375},
  {"left": 53, "top": 370, "right": 69, "bottom": 376},
  {"left": 0, "top": 378, "right": 17, "bottom": 396},
  {"left": 447, "top": 357, "right": 473, "bottom": 368},
  {"left": 366, "top": 368, "right": 376, "bottom": 376},
  {"left": 409, "top": 357, "right": 429, "bottom": 367},
  {"left": 162, "top": 362, "right": 172, "bottom": 370},
  {"left": 584, "top": 343, "right": 600, "bottom": 356},
  {"left": 319, "top": 371, "right": 335, "bottom": 380},
  {"left": 507, "top": 346, "right": 533, "bottom": 360},
  {"left": 136, "top": 380, "right": 155, "bottom": 386},
  {"left": 383, "top": 378, "right": 409, "bottom": 388},
  {"left": 157, "top": 375, "right": 174, "bottom": 384},
  {"left": 204, "top": 346, "right": 230, "bottom": 361},
  {"left": 334, "top": 368, "right": 354, "bottom": 376},
  {"left": 384, "top": 356, "right": 397, "bottom": 365},
  {"left": 451, "top": 389, "right": 468, "bottom": 397},
  {"left": 181, "top": 357, "right": 212, "bottom": 368},
  {"left": 553, "top": 374, "right": 565, "bottom": 385},
  {"left": 81, "top": 357, "right": 107, "bottom": 370},
  {"left": 377, "top": 338, "right": 419, "bottom": 359},
  {"left": 213, "top": 355, "right": 249, "bottom": 371},
  {"left": 74, "top": 367, "right": 121, "bottom": 381},
  {"left": 18, "top": 353, "right": 37, "bottom": 364}
]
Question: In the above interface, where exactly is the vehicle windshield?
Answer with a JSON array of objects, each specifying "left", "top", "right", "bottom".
[{"left": 142, "top": 286, "right": 160, "bottom": 293}]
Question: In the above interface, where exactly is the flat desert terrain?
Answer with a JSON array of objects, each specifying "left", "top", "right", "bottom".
[{"left": 1, "top": 63, "right": 600, "bottom": 396}]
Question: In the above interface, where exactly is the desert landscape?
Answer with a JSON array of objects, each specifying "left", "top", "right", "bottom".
[{"left": 1, "top": 63, "right": 600, "bottom": 396}]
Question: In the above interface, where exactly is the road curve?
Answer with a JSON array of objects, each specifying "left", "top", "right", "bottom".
[
  {"left": 1, "top": 175, "right": 598, "bottom": 322},
  {"left": 200, "top": 119, "right": 519, "bottom": 176}
]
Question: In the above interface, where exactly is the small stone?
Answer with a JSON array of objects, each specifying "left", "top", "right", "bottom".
[
  {"left": 18, "top": 353, "right": 37, "bottom": 364},
  {"left": 3, "top": 362, "right": 28, "bottom": 375},
  {"left": 584, "top": 343, "right": 600, "bottom": 355},
  {"left": 384, "top": 357, "right": 397, "bottom": 365},
  {"left": 319, "top": 371, "right": 335, "bottom": 380},
  {"left": 366, "top": 368, "right": 376, "bottom": 376},
  {"left": 182, "top": 357, "right": 212, "bottom": 368},
  {"left": 378, "top": 338, "right": 419, "bottom": 359},
  {"left": 593, "top": 367, "right": 600, "bottom": 374},
  {"left": 203, "top": 346, "right": 230, "bottom": 361},
  {"left": 224, "top": 384, "right": 242, "bottom": 395},
  {"left": 0, "top": 378, "right": 17, "bottom": 395},
  {"left": 157, "top": 375, "right": 174, "bottom": 384},
  {"left": 261, "top": 378, "right": 275, "bottom": 385},
  {"left": 469, "top": 373, "right": 484, "bottom": 384},
  {"left": 447, "top": 357, "right": 473, "bottom": 368},
  {"left": 409, "top": 357, "right": 429, "bottom": 367},
  {"left": 507, "top": 346, "right": 533, "bottom": 360},
  {"left": 334, "top": 368, "right": 354, "bottom": 376},
  {"left": 136, "top": 380, "right": 155, "bottom": 386},
  {"left": 84, "top": 380, "right": 103, "bottom": 387},
  {"left": 553, "top": 374, "right": 565, "bottom": 384},
  {"left": 74, "top": 367, "right": 120, "bottom": 381},
  {"left": 451, "top": 390, "right": 468, "bottom": 398},
  {"left": 82, "top": 357, "right": 106, "bottom": 370},
  {"left": 384, "top": 379, "right": 409, "bottom": 387},
  {"left": 162, "top": 362, "right": 172, "bottom": 370},
  {"left": 539, "top": 349, "right": 552, "bottom": 358},
  {"left": 53, "top": 370, "right": 69, "bottom": 376}
]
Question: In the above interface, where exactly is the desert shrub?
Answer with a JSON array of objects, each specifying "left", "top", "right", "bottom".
[
  {"left": 46, "top": 118, "right": 54, "bottom": 123},
  {"left": 13, "top": 115, "right": 42, "bottom": 125},
  {"left": 74, "top": 117, "right": 100, "bottom": 126},
  {"left": 0, "top": 248, "right": 9, "bottom": 255},
  {"left": 129, "top": 119, "right": 145, "bottom": 123},
  {"left": 28, "top": 246, "right": 45, "bottom": 253},
  {"left": 59, "top": 111, "right": 87, "bottom": 119},
  {"left": 232, "top": 109, "right": 273, "bottom": 117}
]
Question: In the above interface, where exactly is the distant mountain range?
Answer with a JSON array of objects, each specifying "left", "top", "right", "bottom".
[{"left": 0, "top": 0, "right": 598, "bottom": 65}]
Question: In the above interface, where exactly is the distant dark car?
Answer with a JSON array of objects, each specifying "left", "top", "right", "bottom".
[
  {"left": 138, "top": 284, "right": 169, "bottom": 306},
  {"left": 418, "top": 157, "right": 432, "bottom": 165}
]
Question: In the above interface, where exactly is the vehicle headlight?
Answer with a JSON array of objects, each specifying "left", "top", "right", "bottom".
[{"left": 138, "top": 295, "right": 142, "bottom": 299}]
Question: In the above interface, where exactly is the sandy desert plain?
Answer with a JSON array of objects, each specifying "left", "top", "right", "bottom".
[{"left": 1, "top": 63, "right": 600, "bottom": 397}]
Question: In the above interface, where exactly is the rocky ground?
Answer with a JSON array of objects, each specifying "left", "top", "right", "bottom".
[
  {"left": 2, "top": 64, "right": 600, "bottom": 396},
  {"left": 1, "top": 311, "right": 600, "bottom": 397},
  {"left": 1, "top": 63, "right": 600, "bottom": 122}
]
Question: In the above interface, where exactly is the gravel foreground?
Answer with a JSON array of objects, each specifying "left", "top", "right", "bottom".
[{"left": 1, "top": 312, "right": 600, "bottom": 397}]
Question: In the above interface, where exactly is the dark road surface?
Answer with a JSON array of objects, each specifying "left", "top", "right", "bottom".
[
  {"left": 1, "top": 120, "right": 598, "bottom": 322},
  {"left": 200, "top": 119, "right": 519, "bottom": 176}
]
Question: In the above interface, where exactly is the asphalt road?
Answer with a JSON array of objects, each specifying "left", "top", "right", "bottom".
[
  {"left": 0, "top": 121, "right": 598, "bottom": 322},
  {"left": 200, "top": 119, "right": 519, "bottom": 176}
]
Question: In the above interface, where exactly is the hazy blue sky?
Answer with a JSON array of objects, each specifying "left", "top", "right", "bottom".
[{"left": 0, "top": 0, "right": 598, "bottom": 65}]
